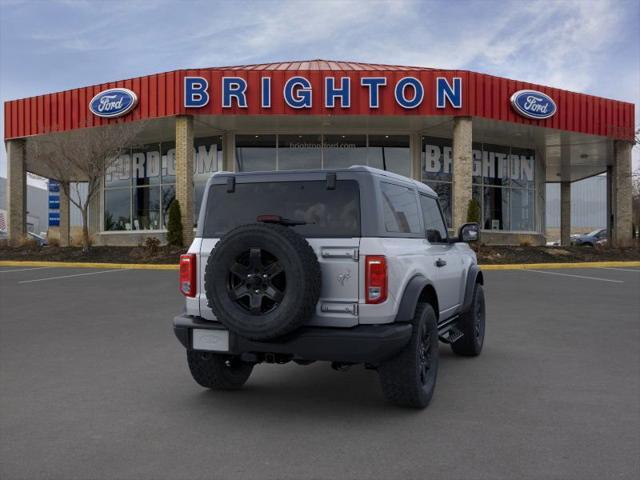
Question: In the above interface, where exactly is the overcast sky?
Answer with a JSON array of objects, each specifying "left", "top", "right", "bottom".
[{"left": 1, "top": 0, "right": 638, "bottom": 180}]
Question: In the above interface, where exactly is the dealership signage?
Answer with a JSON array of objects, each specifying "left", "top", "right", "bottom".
[
  {"left": 105, "top": 142, "right": 220, "bottom": 183},
  {"left": 510, "top": 90, "right": 556, "bottom": 120},
  {"left": 424, "top": 141, "right": 535, "bottom": 182},
  {"left": 183, "top": 75, "right": 463, "bottom": 110},
  {"left": 89, "top": 88, "right": 138, "bottom": 118}
]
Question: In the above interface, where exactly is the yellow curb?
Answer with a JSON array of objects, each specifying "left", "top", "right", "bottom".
[
  {"left": 1, "top": 260, "right": 639, "bottom": 271},
  {"left": 0, "top": 260, "right": 179, "bottom": 270},
  {"left": 480, "top": 261, "right": 640, "bottom": 270}
]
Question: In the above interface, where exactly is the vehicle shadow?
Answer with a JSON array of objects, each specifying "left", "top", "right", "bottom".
[{"left": 175, "top": 346, "right": 473, "bottom": 424}]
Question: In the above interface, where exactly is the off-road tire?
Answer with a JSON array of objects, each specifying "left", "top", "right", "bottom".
[
  {"left": 378, "top": 303, "right": 439, "bottom": 408},
  {"left": 187, "top": 350, "right": 253, "bottom": 390},
  {"left": 451, "top": 283, "right": 485, "bottom": 356},
  {"left": 205, "top": 223, "right": 321, "bottom": 341}
]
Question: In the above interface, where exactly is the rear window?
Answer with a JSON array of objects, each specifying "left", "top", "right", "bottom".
[{"left": 203, "top": 180, "right": 361, "bottom": 237}]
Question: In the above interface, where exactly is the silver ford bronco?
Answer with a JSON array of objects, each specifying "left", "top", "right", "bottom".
[{"left": 173, "top": 166, "right": 485, "bottom": 408}]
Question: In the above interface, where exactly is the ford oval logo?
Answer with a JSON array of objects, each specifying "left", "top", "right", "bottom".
[
  {"left": 510, "top": 89, "right": 556, "bottom": 120},
  {"left": 89, "top": 88, "right": 138, "bottom": 118}
]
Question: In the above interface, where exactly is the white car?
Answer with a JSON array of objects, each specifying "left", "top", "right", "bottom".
[{"left": 173, "top": 166, "right": 485, "bottom": 408}]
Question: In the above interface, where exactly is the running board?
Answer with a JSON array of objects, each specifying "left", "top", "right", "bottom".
[{"left": 437, "top": 315, "right": 462, "bottom": 344}]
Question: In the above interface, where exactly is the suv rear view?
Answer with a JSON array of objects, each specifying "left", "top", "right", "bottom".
[{"left": 174, "top": 167, "right": 485, "bottom": 408}]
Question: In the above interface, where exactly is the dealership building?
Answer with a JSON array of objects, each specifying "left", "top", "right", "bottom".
[{"left": 4, "top": 60, "right": 635, "bottom": 246}]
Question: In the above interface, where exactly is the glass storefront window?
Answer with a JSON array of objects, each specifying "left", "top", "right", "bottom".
[
  {"left": 368, "top": 135, "right": 411, "bottom": 178},
  {"left": 323, "top": 134, "right": 367, "bottom": 169},
  {"left": 161, "top": 185, "right": 176, "bottom": 228},
  {"left": 509, "top": 147, "right": 535, "bottom": 189},
  {"left": 423, "top": 136, "right": 537, "bottom": 232},
  {"left": 484, "top": 186, "right": 509, "bottom": 230},
  {"left": 131, "top": 143, "right": 161, "bottom": 187},
  {"left": 133, "top": 186, "right": 161, "bottom": 230},
  {"left": 194, "top": 136, "right": 223, "bottom": 224},
  {"left": 278, "top": 134, "right": 322, "bottom": 171},
  {"left": 161, "top": 142, "right": 176, "bottom": 184},
  {"left": 510, "top": 188, "right": 535, "bottom": 231},
  {"left": 422, "top": 136, "right": 453, "bottom": 183},
  {"left": 236, "top": 135, "right": 277, "bottom": 172},
  {"left": 104, "top": 188, "right": 131, "bottom": 231},
  {"left": 482, "top": 143, "right": 510, "bottom": 187},
  {"left": 105, "top": 153, "right": 131, "bottom": 188}
]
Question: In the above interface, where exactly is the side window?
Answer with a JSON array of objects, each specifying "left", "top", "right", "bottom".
[
  {"left": 380, "top": 182, "right": 421, "bottom": 234},
  {"left": 420, "top": 195, "right": 448, "bottom": 243}
]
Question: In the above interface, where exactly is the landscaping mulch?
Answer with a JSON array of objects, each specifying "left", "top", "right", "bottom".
[
  {"left": 0, "top": 243, "right": 638, "bottom": 266},
  {"left": 475, "top": 245, "right": 640, "bottom": 265}
]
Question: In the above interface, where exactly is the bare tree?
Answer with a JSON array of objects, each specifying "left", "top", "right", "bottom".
[{"left": 27, "top": 122, "right": 143, "bottom": 251}]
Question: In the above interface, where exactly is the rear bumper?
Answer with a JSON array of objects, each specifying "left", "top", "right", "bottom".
[{"left": 173, "top": 314, "right": 412, "bottom": 364}]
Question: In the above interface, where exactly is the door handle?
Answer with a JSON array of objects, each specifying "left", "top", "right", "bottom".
[{"left": 435, "top": 258, "right": 447, "bottom": 267}]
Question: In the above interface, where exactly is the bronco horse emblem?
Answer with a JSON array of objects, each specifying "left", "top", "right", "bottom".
[{"left": 337, "top": 270, "right": 352, "bottom": 286}]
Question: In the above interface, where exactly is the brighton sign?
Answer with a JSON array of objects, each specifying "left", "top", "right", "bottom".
[
  {"left": 510, "top": 89, "right": 557, "bottom": 120},
  {"left": 89, "top": 88, "right": 138, "bottom": 118},
  {"left": 183, "top": 75, "right": 464, "bottom": 110}
]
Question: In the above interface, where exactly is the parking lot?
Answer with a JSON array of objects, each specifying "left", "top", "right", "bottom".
[{"left": 1, "top": 264, "right": 639, "bottom": 480}]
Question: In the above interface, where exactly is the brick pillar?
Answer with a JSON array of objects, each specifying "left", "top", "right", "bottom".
[
  {"left": 6, "top": 139, "right": 27, "bottom": 245},
  {"left": 59, "top": 181, "right": 70, "bottom": 247},
  {"left": 611, "top": 141, "right": 633, "bottom": 247},
  {"left": 560, "top": 181, "right": 571, "bottom": 246},
  {"left": 452, "top": 117, "right": 473, "bottom": 231},
  {"left": 222, "top": 133, "right": 236, "bottom": 172},
  {"left": 175, "top": 115, "right": 194, "bottom": 245}
]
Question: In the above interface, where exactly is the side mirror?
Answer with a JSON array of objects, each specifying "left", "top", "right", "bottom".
[{"left": 458, "top": 223, "right": 480, "bottom": 243}]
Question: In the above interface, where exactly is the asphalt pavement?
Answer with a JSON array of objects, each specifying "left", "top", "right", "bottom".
[{"left": 1, "top": 265, "right": 639, "bottom": 480}]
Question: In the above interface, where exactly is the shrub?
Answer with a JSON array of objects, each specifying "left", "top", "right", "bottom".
[
  {"left": 166, "top": 200, "right": 183, "bottom": 247},
  {"left": 467, "top": 198, "right": 481, "bottom": 224},
  {"left": 144, "top": 237, "right": 161, "bottom": 256}
]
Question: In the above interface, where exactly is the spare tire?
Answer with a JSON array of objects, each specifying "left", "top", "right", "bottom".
[{"left": 204, "top": 223, "right": 321, "bottom": 340}]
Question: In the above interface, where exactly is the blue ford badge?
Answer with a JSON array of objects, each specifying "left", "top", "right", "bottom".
[
  {"left": 510, "top": 90, "right": 556, "bottom": 120},
  {"left": 89, "top": 88, "right": 138, "bottom": 118}
]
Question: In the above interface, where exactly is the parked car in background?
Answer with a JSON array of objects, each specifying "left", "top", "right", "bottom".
[{"left": 571, "top": 229, "right": 607, "bottom": 247}]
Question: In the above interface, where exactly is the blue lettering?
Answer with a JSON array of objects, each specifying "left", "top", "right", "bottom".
[
  {"left": 283, "top": 76, "right": 312, "bottom": 109},
  {"left": 394, "top": 77, "right": 424, "bottom": 109},
  {"left": 360, "top": 77, "right": 387, "bottom": 108},
  {"left": 222, "top": 77, "right": 248, "bottom": 108},
  {"left": 184, "top": 77, "right": 209, "bottom": 108},
  {"left": 325, "top": 77, "right": 351, "bottom": 108},
  {"left": 261, "top": 77, "right": 271, "bottom": 108},
  {"left": 436, "top": 77, "right": 462, "bottom": 108}
]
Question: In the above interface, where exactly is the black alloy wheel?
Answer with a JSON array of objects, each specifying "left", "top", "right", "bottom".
[{"left": 227, "top": 247, "right": 286, "bottom": 315}]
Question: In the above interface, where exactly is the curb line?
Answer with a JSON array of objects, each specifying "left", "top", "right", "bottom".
[
  {"left": 0, "top": 260, "right": 179, "bottom": 270},
  {"left": 1, "top": 260, "right": 639, "bottom": 271}
]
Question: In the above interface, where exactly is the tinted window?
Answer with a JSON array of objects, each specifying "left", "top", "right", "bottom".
[
  {"left": 204, "top": 180, "right": 360, "bottom": 237},
  {"left": 420, "top": 195, "right": 448, "bottom": 243},
  {"left": 380, "top": 182, "right": 421, "bottom": 233}
]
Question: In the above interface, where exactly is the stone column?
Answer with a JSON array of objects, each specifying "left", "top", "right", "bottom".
[
  {"left": 6, "top": 139, "right": 27, "bottom": 245},
  {"left": 452, "top": 117, "right": 473, "bottom": 231},
  {"left": 222, "top": 133, "right": 236, "bottom": 172},
  {"left": 610, "top": 141, "right": 633, "bottom": 247},
  {"left": 560, "top": 181, "right": 571, "bottom": 246},
  {"left": 175, "top": 115, "right": 194, "bottom": 245},
  {"left": 59, "top": 182, "right": 70, "bottom": 247}
]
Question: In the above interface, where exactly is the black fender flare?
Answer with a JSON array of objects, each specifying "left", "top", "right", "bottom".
[
  {"left": 461, "top": 265, "right": 484, "bottom": 313},
  {"left": 394, "top": 275, "right": 435, "bottom": 323}
]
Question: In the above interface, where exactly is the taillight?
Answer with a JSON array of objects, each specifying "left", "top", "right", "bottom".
[
  {"left": 365, "top": 255, "right": 387, "bottom": 304},
  {"left": 179, "top": 254, "right": 196, "bottom": 297}
]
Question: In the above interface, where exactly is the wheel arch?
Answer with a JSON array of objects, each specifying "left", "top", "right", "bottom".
[
  {"left": 395, "top": 275, "right": 440, "bottom": 322},
  {"left": 461, "top": 265, "right": 483, "bottom": 313}
]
